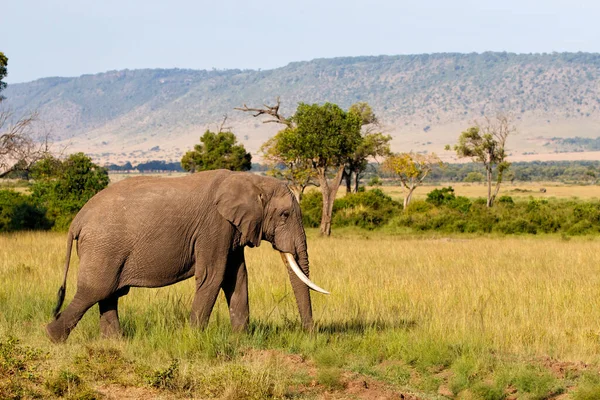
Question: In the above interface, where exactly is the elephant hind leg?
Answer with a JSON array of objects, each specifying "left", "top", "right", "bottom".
[
  {"left": 99, "top": 287, "right": 130, "bottom": 339},
  {"left": 46, "top": 289, "right": 101, "bottom": 343}
]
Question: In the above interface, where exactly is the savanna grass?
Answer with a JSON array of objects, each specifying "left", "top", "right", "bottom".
[{"left": 2, "top": 230, "right": 600, "bottom": 398}]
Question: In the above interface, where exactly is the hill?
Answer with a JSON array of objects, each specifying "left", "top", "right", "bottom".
[{"left": 3, "top": 52, "right": 600, "bottom": 164}]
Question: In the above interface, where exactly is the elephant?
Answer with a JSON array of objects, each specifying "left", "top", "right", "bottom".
[{"left": 46, "top": 169, "right": 329, "bottom": 343}]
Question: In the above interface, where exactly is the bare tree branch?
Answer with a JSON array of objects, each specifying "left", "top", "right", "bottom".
[
  {"left": 234, "top": 97, "right": 293, "bottom": 127},
  {"left": 0, "top": 106, "right": 53, "bottom": 178},
  {"left": 216, "top": 114, "right": 232, "bottom": 133}
]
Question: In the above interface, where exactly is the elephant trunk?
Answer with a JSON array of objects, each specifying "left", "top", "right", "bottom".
[{"left": 280, "top": 234, "right": 329, "bottom": 330}]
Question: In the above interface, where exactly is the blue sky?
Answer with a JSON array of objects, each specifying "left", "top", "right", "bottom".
[{"left": 2, "top": 0, "right": 599, "bottom": 83}]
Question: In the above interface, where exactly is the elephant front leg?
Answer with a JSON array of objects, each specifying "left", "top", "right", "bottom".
[
  {"left": 222, "top": 249, "right": 249, "bottom": 332},
  {"left": 190, "top": 283, "right": 222, "bottom": 329},
  {"left": 190, "top": 254, "right": 227, "bottom": 329}
]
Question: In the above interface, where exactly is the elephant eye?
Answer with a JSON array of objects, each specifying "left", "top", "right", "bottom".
[{"left": 281, "top": 210, "right": 290, "bottom": 219}]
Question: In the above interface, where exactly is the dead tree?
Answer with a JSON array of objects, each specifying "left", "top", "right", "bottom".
[{"left": 0, "top": 108, "right": 52, "bottom": 178}]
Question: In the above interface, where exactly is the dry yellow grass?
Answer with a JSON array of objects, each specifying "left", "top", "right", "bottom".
[
  {"left": 3, "top": 230, "right": 600, "bottom": 397},
  {"left": 375, "top": 182, "right": 600, "bottom": 202},
  {"left": 3, "top": 231, "right": 600, "bottom": 361}
]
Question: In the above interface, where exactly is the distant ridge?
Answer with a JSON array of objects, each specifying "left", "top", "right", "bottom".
[{"left": 4, "top": 52, "right": 600, "bottom": 164}]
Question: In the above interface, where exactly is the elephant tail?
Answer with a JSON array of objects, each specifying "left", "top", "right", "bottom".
[{"left": 53, "top": 230, "right": 74, "bottom": 319}]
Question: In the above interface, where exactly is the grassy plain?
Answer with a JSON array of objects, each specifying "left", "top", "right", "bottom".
[
  {"left": 376, "top": 182, "right": 600, "bottom": 202},
  {"left": 3, "top": 230, "right": 600, "bottom": 398}
]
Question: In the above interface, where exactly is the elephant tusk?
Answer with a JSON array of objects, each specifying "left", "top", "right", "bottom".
[{"left": 281, "top": 252, "right": 330, "bottom": 295}]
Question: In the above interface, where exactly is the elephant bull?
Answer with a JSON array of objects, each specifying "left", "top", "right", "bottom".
[{"left": 46, "top": 169, "right": 328, "bottom": 343}]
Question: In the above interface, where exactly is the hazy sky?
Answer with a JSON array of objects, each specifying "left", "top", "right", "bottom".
[{"left": 2, "top": 0, "right": 599, "bottom": 83}]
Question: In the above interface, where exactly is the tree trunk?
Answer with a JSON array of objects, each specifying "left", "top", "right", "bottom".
[
  {"left": 404, "top": 186, "right": 416, "bottom": 210},
  {"left": 491, "top": 176, "right": 503, "bottom": 206},
  {"left": 486, "top": 168, "right": 493, "bottom": 207},
  {"left": 342, "top": 169, "right": 352, "bottom": 195},
  {"left": 353, "top": 169, "right": 360, "bottom": 193},
  {"left": 319, "top": 166, "right": 345, "bottom": 236}
]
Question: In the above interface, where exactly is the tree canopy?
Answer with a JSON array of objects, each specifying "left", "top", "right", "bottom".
[
  {"left": 287, "top": 103, "right": 362, "bottom": 168},
  {"left": 181, "top": 130, "right": 251, "bottom": 173},
  {"left": 0, "top": 52, "right": 7, "bottom": 99}
]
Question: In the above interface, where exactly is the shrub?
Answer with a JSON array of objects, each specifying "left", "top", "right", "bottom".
[
  {"left": 463, "top": 171, "right": 485, "bottom": 183},
  {"left": 368, "top": 176, "right": 382, "bottom": 186},
  {"left": 496, "top": 218, "right": 538, "bottom": 234},
  {"left": 333, "top": 189, "right": 401, "bottom": 229},
  {"left": 31, "top": 153, "right": 109, "bottom": 231},
  {"left": 497, "top": 195, "right": 514, "bottom": 205},
  {"left": 405, "top": 200, "right": 432, "bottom": 213},
  {"left": 567, "top": 220, "right": 595, "bottom": 236},
  {"left": 426, "top": 186, "right": 456, "bottom": 206},
  {"left": 448, "top": 196, "right": 472, "bottom": 213},
  {"left": 0, "top": 190, "right": 50, "bottom": 232},
  {"left": 147, "top": 359, "right": 179, "bottom": 389},
  {"left": 301, "top": 189, "right": 401, "bottom": 230},
  {"left": 573, "top": 203, "right": 600, "bottom": 223},
  {"left": 299, "top": 191, "right": 323, "bottom": 228}
]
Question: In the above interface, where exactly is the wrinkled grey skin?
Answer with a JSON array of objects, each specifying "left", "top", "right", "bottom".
[{"left": 46, "top": 170, "right": 314, "bottom": 343}]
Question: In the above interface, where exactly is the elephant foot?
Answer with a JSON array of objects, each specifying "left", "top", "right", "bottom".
[
  {"left": 46, "top": 320, "right": 69, "bottom": 343},
  {"left": 189, "top": 313, "right": 210, "bottom": 330},
  {"left": 100, "top": 321, "right": 122, "bottom": 339},
  {"left": 230, "top": 321, "right": 249, "bottom": 333},
  {"left": 301, "top": 321, "right": 315, "bottom": 332}
]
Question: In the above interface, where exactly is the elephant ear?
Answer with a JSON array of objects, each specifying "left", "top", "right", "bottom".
[{"left": 215, "top": 174, "right": 264, "bottom": 247}]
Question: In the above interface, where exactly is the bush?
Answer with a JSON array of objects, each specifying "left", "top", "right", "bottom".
[
  {"left": 567, "top": 220, "right": 595, "bottom": 235},
  {"left": 426, "top": 186, "right": 456, "bottom": 206},
  {"left": 300, "top": 189, "right": 401, "bottom": 230},
  {"left": 368, "top": 176, "right": 382, "bottom": 186},
  {"left": 497, "top": 195, "right": 514, "bottom": 205},
  {"left": 0, "top": 190, "right": 50, "bottom": 232},
  {"left": 299, "top": 191, "right": 323, "bottom": 228},
  {"left": 303, "top": 186, "right": 600, "bottom": 237},
  {"left": 448, "top": 196, "right": 472, "bottom": 213},
  {"left": 31, "top": 153, "right": 109, "bottom": 231},
  {"left": 497, "top": 217, "right": 538, "bottom": 234}
]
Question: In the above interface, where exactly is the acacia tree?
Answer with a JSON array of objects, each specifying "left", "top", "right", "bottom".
[
  {"left": 343, "top": 103, "right": 391, "bottom": 193},
  {"left": 237, "top": 99, "right": 362, "bottom": 236},
  {"left": 383, "top": 152, "right": 443, "bottom": 209},
  {"left": 447, "top": 114, "right": 514, "bottom": 207},
  {"left": 181, "top": 123, "right": 251, "bottom": 172}
]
